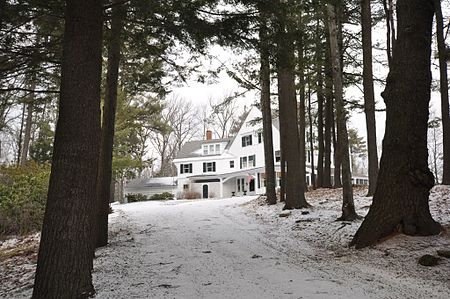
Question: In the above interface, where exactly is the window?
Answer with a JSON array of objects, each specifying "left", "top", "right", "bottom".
[
  {"left": 183, "top": 184, "right": 189, "bottom": 190},
  {"left": 241, "top": 135, "right": 252, "bottom": 147},
  {"left": 248, "top": 155, "right": 255, "bottom": 167},
  {"left": 203, "top": 143, "right": 220, "bottom": 155},
  {"left": 275, "top": 150, "right": 281, "bottom": 162},
  {"left": 240, "top": 155, "right": 255, "bottom": 169},
  {"left": 257, "top": 173, "right": 260, "bottom": 188},
  {"left": 203, "top": 162, "right": 216, "bottom": 172},
  {"left": 230, "top": 161, "right": 235, "bottom": 168},
  {"left": 180, "top": 163, "right": 192, "bottom": 174},
  {"left": 258, "top": 132, "right": 262, "bottom": 143},
  {"left": 240, "top": 156, "right": 247, "bottom": 169}
]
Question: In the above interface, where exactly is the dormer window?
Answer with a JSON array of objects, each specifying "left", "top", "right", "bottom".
[
  {"left": 202, "top": 143, "right": 221, "bottom": 155},
  {"left": 242, "top": 134, "right": 252, "bottom": 147}
]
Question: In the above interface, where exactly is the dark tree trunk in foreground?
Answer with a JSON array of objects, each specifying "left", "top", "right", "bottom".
[
  {"left": 259, "top": 4, "right": 277, "bottom": 205},
  {"left": 351, "top": 0, "right": 441, "bottom": 248},
  {"left": 361, "top": 0, "right": 379, "bottom": 196},
  {"left": 434, "top": 0, "right": 450, "bottom": 185},
  {"left": 96, "top": 0, "right": 126, "bottom": 248},
  {"left": 298, "top": 37, "right": 307, "bottom": 189},
  {"left": 32, "top": 0, "right": 102, "bottom": 298},
  {"left": 328, "top": 2, "right": 357, "bottom": 220},
  {"left": 276, "top": 1, "right": 308, "bottom": 209}
]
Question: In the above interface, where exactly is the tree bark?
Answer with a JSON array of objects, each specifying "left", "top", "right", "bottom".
[
  {"left": 434, "top": 0, "right": 450, "bottom": 185},
  {"left": 258, "top": 3, "right": 277, "bottom": 205},
  {"left": 308, "top": 80, "right": 316, "bottom": 189},
  {"left": 20, "top": 101, "right": 33, "bottom": 165},
  {"left": 16, "top": 102, "right": 26, "bottom": 166},
  {"left": 32, "top": 0, "right": 103, "bottom": 298},
  {"left": 298, "top": 35, "right": 307, "bottom": 189},
  {"left": 327, "top": 2, "right": 357, "bottom": 220},
  {"left": 276, "top": 0, "right": 308, "bottom": 209},
  {"left": 332, "top": 106, "right": 342, "bottom": 187},
  {"left": 95, "top": 0, "right": 125, "bottom": 248},
  {"left": 323, "top": 22, "right": 333, "bottom": 188},
  {"left": 361, "top": 0, "right": 379, "bottom": 196},
  {"left": 315, "top": 17, "right": 325, "bottom": 188},
  {"left": 351, "top": 0, "right": 441, "bottom": 249}
]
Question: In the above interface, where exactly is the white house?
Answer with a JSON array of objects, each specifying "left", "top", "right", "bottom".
[{"left": 173, "top": 107, "right": 366, "bottom": 199}]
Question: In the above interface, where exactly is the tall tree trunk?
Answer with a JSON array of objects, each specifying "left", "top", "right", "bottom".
[
  {"left": 327, "top": 3, "right": 357, "bottom": 220},
  {"left": 32, "top": 0, "right": 103, "bottom": 298},
  {"left": 434, "top": 0, "right": 450, "bottom": 185},
  {"left": 351, "top": 0, "right": 441, "bottom": 249},
  {"left": 95, "top": 0, "right": 125, "bottom": 248},
  {"left": 16, "top": 102, "right": 26, "bottom": 166},
  {"left": 258, "top": 3, "right": 277, "bottom": 205},
  {"left": 315, "top": 18, "right": 325, "bottom": 188},
  {"left": 297, "top": 14, "right": 307, "bottom": 189},
  {"left": 332, "top": 106, "right": 342, "bottom": 187},
  {"left": 276, "top": 0, "right": 308, "bottom": 209},
  {"left": 308, "top": 80, "right": 316, "bottom": 189},
  {"left": 323, "top": 23, "right": 333, "bottom": 188},
  {"left": 361, "top": 0, "right": 379, "bottom": 196},
  {"left": 382, "top": 0, "right": 393, "bottom": 67},
  {"left": 20, "top": 101, "right": 33, "bottom": 165}
]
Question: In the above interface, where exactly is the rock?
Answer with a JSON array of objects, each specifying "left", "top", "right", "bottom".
[
  {"left": 252, "top": 254, "right": 262, "bottom": 259},
  {"left": 437, "top": 250, "right": 450, "bottom": 258},
  {"left": 202, "top": 250, "right": 212, "bottom": 254},
  {"left": 295, "top": 219, "right": 313, "bottom": 223},
  {"left": 301, "top": 210, "right": 310, "bottom": 215},
  {"left": 279, "top": 210, "right": 291, "bottom": 217},
  {"left": 418, "top": 254, "right": 440, "bottom": 266}
]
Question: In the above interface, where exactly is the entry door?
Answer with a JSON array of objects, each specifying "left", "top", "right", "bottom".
[
  {"left": 249, "top": 178, "right": 255, "bottom": 192},
  {"left": 202, "top": 184, "right": 209, "bottom": 199}
]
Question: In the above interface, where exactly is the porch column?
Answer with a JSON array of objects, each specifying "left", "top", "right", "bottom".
[{"left": 219, "top": 178, "right": 223, "bottom": 198}]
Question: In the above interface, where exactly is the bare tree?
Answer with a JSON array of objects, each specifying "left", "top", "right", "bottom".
[
  {"left": 208, "top": 95, "right": 239, "bottom": 139},
  {"left": 151, "top": 96, "right": 200, "bottom": 176}
]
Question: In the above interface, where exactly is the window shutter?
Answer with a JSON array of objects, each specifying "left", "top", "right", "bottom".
[
  {"left": 213, "top": 162, "right": 216, "bottom": 172},
  {"left": 203, "top": 163, "right": 206, "bottom": 172},
  {"left": 242, "top": 136, "right": 245, "bottom": 147},
  {"left": 249, "top": 135, "right": 252, "bottom": 145},
  {"left": 180, "top": 164, "right": 184, "bottom": 174},
  {"left": 240, "top": 157, "right": 242, "bottom": 169},
  {"left": 189, "top": 164, "right": 192, "bottom": 173}
]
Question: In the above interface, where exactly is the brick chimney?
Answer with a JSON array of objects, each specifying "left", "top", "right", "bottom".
[{"left": 206, "top": 130, "right": 212, "bottom": 140}]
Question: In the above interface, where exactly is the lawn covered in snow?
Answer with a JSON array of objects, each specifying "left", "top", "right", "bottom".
[{"left": 0, "top": 186, "right": 449, "bottom": 298}]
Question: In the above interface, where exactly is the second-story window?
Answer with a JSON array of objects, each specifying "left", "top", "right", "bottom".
[
  {"left": 275, "top": 150, "right": 281, "bottom": 162},
  {"left": 230, "top": 161, "right": 235, "bottom": 168},
  {"left": 248, "top": 155, "right": 256, "bottom": 167},
  {"left": 203, "top": 162, "right": 216, "bottom": 172},
  {"left": 242, "top": 134, "right": 252, "bottom": 147},
  {"left": 180, "top": 163, "right": 192, "bottom": 174},
  {"left": 240, "top": 156, "right": 247, "bottom": 169}
]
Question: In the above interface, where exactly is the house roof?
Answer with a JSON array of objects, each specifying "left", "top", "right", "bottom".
[
  {"left": 175, "top": 137, "right": 233, "bottom": 159},
  {"left": 126, "top": 177, "right": 177, "bottom": 188}
]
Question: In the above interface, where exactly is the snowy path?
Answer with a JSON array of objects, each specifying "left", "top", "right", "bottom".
[
  {"left": 92, "top": 196, "right": 449, "bottom": 299},
  {"left": 93, "top": 197, "right": 362, "bottom": 299}
]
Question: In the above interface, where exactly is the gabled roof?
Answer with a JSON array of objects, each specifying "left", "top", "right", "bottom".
[{"left": 174, "top": 137, "right": 233, "bottom": 159}]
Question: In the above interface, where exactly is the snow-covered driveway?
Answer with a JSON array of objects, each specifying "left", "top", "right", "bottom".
[
  {"left": 93, "top": 197, "right": 364, "bottom": 299},
  {"left": 93, "top": 195, "right": 449, "bottom": 299}
]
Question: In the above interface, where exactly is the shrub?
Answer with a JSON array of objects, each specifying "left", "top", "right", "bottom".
[
  {"left": 0, "top": 163, "right": 50, "bottom": 238},
  {"left": 125, "top": 193, "right": 148, "bottom": 203},
  {"left": 149, "top": 192, "right": 174, "bottom": 201},
  {"left": 177, "top": 191, "right": 201, "bottom": 200}
]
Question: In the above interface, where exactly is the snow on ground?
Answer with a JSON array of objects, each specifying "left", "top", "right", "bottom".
[{"left": 1, "top": 186, "right": 449, "bottom": 298}]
